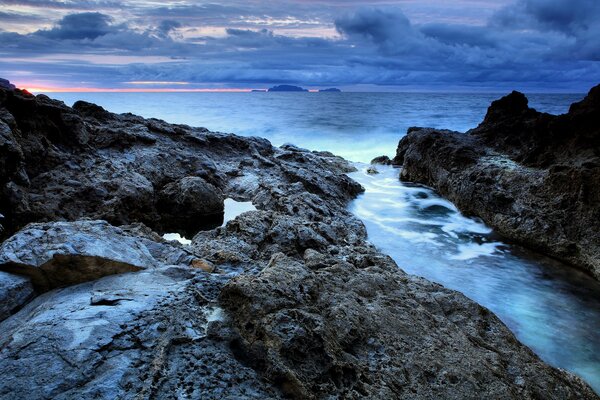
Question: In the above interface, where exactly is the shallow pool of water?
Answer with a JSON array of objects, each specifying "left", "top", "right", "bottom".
[{"left": 349, "top": 164, "right": 600, "bottom": 393}]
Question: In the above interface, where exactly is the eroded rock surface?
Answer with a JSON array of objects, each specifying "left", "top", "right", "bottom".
[
  {"left": 0, "top": 84, "right": 597, "bottom": 399},
  {"left": 394, "top": 85, "right": 600, "bottom": 280}
]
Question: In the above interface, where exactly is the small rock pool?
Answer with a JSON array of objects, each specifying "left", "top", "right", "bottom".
[{"left": 349, "top": 164, "right": 600, "bottom": 393}]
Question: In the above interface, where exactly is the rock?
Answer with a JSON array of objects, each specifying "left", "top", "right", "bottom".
[
  {"left": 394, "top": 84, "right": 600, "bottom": 280},
  {"left": 0, "top": 79, "right": 15, "bottom": 91},
  {"left": 366, "top": 166, "right": 379, "bottom": 174},
  {"left": 191, "top": 258, "right": 216, "bottom": 273},
  {"left": 0, "top": 271, "right": 34, "bottom": 321},
  {"left": 267, "top": 85, "right": 308, "bottom": 92},
  {"left": 0, "top": 82, "right": 596, "bottom": 398},
  {"left": 0, "top": 267, "right": 279, "bottom": 400},
  {"left": 220, "top": 252, "right": 596, "bottom": 399},
  {"left": 157, "top": 176, "right": 224, "bottom": 236},
  {"left": 370, "top": 155, "right": 392, "bottom": 165},
  {"left": 0, "top": 220, "right": 197, "bottom": 291}
]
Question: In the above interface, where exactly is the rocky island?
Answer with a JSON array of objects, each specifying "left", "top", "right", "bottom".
[
  {"left": 393, "top": 85, "right": 600, "bottom": 281},
  {"left": 267, "top": 85, "right": 308, "bottom": 92},
  {"left": 0, "top": 82, "right": 597, "bottom": 399}
]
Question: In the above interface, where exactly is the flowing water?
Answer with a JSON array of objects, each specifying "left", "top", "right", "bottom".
[{"left": 48, "top": 91, "right": 600, "bottom": 392}]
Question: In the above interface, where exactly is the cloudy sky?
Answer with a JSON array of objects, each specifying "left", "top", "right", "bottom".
[{"left": 1, "top": 0, "right": 599, "bottom": 91}]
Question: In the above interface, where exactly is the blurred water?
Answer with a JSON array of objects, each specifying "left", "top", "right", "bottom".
[
  {"left": 349, "top": 165, "right": 600, "bottom": 393},
  {"left": 48, "top": 92, "right": 581, "bottom": 163},
  {"left": 46, "top": 91, "right": 600, "bottom": 392}
]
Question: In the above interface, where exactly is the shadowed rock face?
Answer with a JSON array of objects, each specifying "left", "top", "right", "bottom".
[
  {"left": 0, "top": 84, "right": 597, "bottom": 399},
  {"left": 394, "top": 84, "right": 600, "bottom": 280}
]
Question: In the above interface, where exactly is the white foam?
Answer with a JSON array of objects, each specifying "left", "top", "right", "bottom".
[
  {"left": 449, "top": 242, "right": 503, "bottom": 261},
  {"left": 162, "top": 233, "right": 192, "bottom": 245}
]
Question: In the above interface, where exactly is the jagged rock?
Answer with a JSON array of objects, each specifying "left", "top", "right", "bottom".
[
  {"left": 394, "top": 84, "right": 600, "bottom": 280},
  {"left": 0, "top": 271, "right": 34, "bottom": 321},
  {"left": 0, "top": 82, "right": 597, "bottom": 399}
]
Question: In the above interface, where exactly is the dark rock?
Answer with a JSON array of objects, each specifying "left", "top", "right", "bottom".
[
  {"left": 0, "top": 79, "right": 15, "bottom": 91},
  {"left": 268, "top": 85, "right": 308, "bottom": 92},
  {"left": 0, "top": 82, "right": 596, "bottom": 398},
  {"left": 157, "top": 176, "right": 224, "bottom": 236},
  {"left": 395, "top": 84, "right": 600, "bottom": 280},
  {"left": 370, "top": 155, "right": 392, "bottom": 165}
]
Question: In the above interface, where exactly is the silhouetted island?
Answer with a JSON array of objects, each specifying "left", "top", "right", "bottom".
[
  {"left": 319, "top": 88, "right": 342, "bottom": 92},
  {"left": 267, "top": 85, "right": 308, "bottom": 92},
  {"left": 251, "top": 89, "right": 267, "bottom": 92}
]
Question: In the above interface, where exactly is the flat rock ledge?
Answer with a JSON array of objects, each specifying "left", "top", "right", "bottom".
[
  {"left": 394, "top": 84, "right": 600, "bottom": 281},
  {"left": 0, "top": 84, "right": 597, "bottom": 399}
]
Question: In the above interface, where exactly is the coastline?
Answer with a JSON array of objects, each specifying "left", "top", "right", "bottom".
[
  {"left": 0, "top": 86, "right": 597, "bottom": 398},
  {"left": 393, "top": 85, "right": 600, "bottom": 281}
]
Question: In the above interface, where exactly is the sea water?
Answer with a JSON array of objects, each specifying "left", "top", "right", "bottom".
[{"left": 48, "top": 91, "right": 600, "bottom": 392}]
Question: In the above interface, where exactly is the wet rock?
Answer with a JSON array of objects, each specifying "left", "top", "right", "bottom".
[
  {"left": 395, "top": 84, "right": 600, "bottom": 280},
  {"left": 366, "top": 166, "right": 379, "bottom": 174},
  {"left": 0, "top": 271, "right": 34, "bottom": 321}
]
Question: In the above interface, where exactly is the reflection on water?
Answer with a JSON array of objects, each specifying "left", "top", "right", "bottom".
[{"left": 349, "top": 164, "right": 600, "bottom": 393}]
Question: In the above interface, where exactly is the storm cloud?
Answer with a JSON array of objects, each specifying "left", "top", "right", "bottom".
[{"left": 0, "top": 0, "right": 598, "bottom": 91}]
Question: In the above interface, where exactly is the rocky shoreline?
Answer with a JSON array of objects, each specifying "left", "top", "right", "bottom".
[
  {"left": 0, "top": 84, "right": 597, "bottom": 398},
  {"left": 393, "top": 85, "right": 600, "bottom": 281}
]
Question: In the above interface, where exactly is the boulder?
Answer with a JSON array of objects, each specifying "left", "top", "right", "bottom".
[{"left": 0, "top": 220, "right": 197, "bottom": 291}]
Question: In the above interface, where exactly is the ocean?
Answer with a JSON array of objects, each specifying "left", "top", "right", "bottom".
[{"left": 47, "top": 91, "right": 600, "bottom": 392}]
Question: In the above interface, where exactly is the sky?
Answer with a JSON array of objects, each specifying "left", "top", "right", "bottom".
[{"left": 0, "top": 0, "right": 599, "bottom": 92}]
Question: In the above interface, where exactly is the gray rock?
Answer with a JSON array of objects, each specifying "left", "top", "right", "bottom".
[
  {"left": 0, "top": 220, "right": 198, "bottom": 290},
  {"left": 0, "top": 271, "right": 34, "bottom": 321}
]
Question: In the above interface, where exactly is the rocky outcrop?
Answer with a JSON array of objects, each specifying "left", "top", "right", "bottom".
[
  {"left": 0, "top": 83, "right": 597, "bottom": 398},
  {"left": 394, "top": 85, "right": 600, "bottom": 280},
  {"left": 0, "top": 220, "right": 198, "bottom": 291}
]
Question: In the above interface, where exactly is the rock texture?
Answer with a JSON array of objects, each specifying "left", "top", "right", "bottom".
[
  {"left": 0, "top": 271, "right": 34, "bottom": 320},
  {"left": 0, "top": 83, "right": 597, "bottom": 399},
  {"left": 394, "top": 85, "right": 600, "bottom": 280}
]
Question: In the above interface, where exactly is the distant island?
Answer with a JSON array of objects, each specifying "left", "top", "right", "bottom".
[
  {"left": 267, "top": 85, "right": 308, "bottom": 92},
  {"left": 251, "top": 89, "right": 267, "bottom": 92},
  {"left": 266, "top": 85, "right": 342, "bottom": 92},
  {"left": 319, "top": 88, "right": 342, "bottom": 92}
]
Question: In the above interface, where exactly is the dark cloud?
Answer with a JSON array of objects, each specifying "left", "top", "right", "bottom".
[
  {"left": 36, "top": 12, "right": 115, "bottom": 40},
  {"left": 0, "top": 1, "right": 599, "bottom": 90}
]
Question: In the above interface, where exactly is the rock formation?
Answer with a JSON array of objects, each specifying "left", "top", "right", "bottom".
[
  {"left": 394, "top": 84, "right": 600, "bottom": 280},
  {"left": 0, "top": 83, "right": 597, "bottom": 398}
]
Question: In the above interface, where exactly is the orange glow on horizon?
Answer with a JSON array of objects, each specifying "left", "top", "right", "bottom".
[{"left": 22, "top": 86, "right": 260, "bottom": 93}]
